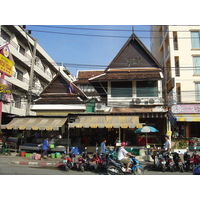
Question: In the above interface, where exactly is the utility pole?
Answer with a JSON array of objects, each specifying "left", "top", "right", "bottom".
[{"left": 26, "top": 39, "right": 37, "bottom": 116}]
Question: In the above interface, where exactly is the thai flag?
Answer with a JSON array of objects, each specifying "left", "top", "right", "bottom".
[{"left": 69, "top": 82, "right": 74, "bottom": 94}]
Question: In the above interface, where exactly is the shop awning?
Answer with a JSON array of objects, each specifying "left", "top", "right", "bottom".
[
  {"left": 68, "top": 115, "right": 142, "bottom": 128},
  {"left": 174, "top": 114, "right": 200, "bottom": 122},
  {"left": 1, "top": 117, "right": 67, "bottom": 130}
]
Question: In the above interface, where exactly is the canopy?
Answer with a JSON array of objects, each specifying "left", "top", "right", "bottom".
[
  {"left": 1, "top": 117, "right": 67, "bottom": 130},
  {"left": 174, "top": 114, "right": 200, "bottom": 122},
  {"left": 68, "top": 115, "right": 142, "bottom": 128}
]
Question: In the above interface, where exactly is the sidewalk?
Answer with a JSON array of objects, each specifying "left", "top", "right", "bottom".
[{"left": 0, "top": 153, "right": 153, "bottom": 169}]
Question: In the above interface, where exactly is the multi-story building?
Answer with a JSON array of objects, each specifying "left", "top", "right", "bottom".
[
  {"left": 0, "top": 25, "right": 73, "bottom": 124},
  {"left": 150, "top": 25, "right": 200, "bottom": 139}
]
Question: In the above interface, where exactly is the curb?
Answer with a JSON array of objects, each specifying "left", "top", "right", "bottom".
[{"left": 11, "top": 161, "right": 64, "bottom": 167}]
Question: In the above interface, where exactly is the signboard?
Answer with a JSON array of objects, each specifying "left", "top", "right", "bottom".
[
  {"left": 0, "top": 54, "right": 13, "bottom": 77},
  {"left": 0, "top": 78, "right": 12, "bottom": 103},
  {"left": 171, "top": 104, "right": 200, "bottom": 114}
]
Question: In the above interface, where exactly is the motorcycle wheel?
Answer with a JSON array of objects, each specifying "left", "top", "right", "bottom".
[
  {"left": 63, "top": 165, "right": 69, "bottom": 172},
  {"left": 161, "top": 165, "right": 166, "bottom": 172},
  {"left": 171, "top": 166, "right": 175, "bottom": 172},
  {"left": 107, "top": 165, "right": 119, "bottom": 175},
  {"left": 133, "top": 167, "right": 144, "bottom": 175},
  {"left": 179, "top": 165, "right": 184, "bottom": 172},
  {"left": 80, "top": 163, "right": 85, "bottom": 172}
]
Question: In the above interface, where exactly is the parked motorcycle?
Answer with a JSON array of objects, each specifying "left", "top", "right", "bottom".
[
  {"left": 62, "top": 151, "right": 76, "bottom": 171},
  {"left": 76, "top": 149, "right": 90, "bottom": 172},
  {"left": 172, "top": 152, "right": 184, "bottom": 172},
  {"left": 192, "top": 151, "right": 200, "bottom": 166},
  {"left": 184, "top": 151, "right": 194, "bottom": 171},
  {"left": 154, "top": 151, "right": 167, "bottom": 172},
  {"left": 107, "top": 155, "right": 144, "bottom": 175},
  {"left": 163, "top": 151, "right": 175, "bottom": 172}
]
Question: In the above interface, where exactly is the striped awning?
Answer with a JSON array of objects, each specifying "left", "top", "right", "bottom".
[
  {"left": 1, "top": 117, "right": 67, "bottom": 130},
  {"left": 68, "top": 115, "right": 141, "bottom": 128},
  {"left": 174, "top": 114, "right": 200, "bottom": 122}
]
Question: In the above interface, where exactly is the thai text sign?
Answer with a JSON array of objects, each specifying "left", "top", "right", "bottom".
[
  {"left": 0, "top": 54, "right": 13, "bottom": 77},
  {"left": 171, "top": 104, "right": 200, "bottom": 114},
  {"left": 0, "top": 78, "right": 12, "bottom": 103}
]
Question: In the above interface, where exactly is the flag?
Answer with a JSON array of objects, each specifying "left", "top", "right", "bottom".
[{"left": 69, "top": 82, "right": 74, "bottom": 94}]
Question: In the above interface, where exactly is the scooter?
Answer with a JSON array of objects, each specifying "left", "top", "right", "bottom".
[
  {"left": 163, "top": 151, "right": 175, "bottom": 172},
  {"left": 62, "top": 151, "right": 76, "bottom": 171},
  {"left": 172, "top": 152, "right": 184, "bottom": 172},
  {"left": 107, "top": 155, "right": 144, "bottom": 175},
  {"left": 192, "top": 151, "right": 200, "bottom": 166},
  {"left": 76, "top": 148, "right": 90, "bottom": 172},
  {"left": 154, "top": 151, "right": 167, "bottom": 172},
  {"left": 184, "top": 151, "right": 195, "bottom": 171}
]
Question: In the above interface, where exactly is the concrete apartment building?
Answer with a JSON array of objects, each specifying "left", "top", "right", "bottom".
[
  {"left": 150, "top": 25, "right": 200, "bottom": 138},
  {"left": 0, "top": 25, "right": 74, "bottom": 124}
]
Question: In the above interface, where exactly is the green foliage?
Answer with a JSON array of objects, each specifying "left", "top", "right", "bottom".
[{"left": 173, "top": 140, "right": 188, "bottom": 149}]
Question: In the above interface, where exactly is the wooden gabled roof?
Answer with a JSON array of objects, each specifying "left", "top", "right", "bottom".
[
  {"left": 105, "top": 33, "right": 162, "bottom": 71},
  {"left": 89, "top": 33, "right": 162, "bottom": 83},
  {"left": 34, "top": 72, "right": 88, "bottom": 104}
]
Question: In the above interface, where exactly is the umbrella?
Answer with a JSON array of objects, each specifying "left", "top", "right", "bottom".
[{"left": 135, "top": 126, "right": 158, "bottom": 147}]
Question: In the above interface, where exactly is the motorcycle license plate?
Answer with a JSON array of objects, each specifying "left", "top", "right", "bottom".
[{"left": 178, "top": 162, "right": 182, "bottom": 165}]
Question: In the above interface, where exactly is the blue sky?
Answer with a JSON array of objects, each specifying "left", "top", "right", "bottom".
[{"left": 26, "top": 25, "right": 151, "bottom": 76}]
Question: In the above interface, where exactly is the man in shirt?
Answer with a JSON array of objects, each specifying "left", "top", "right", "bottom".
[
  {"left": 164, "top": 136, "right": 171, "bottom": 152},
  {"left": 41, "top": 137, "right": 49, "bottom": 159},
  {"left": 100, "top": 139, "right": 107, "bottom": 154},
  {"left": 117, "top": 142, "right": 135, "bottom": 173}
]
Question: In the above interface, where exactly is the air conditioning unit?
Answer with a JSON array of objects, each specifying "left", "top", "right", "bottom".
[
  {"left": 132, "top": 98, "right": 163, "bottom": 105},
  {"left": 95, "top": 103, "right": 107, "bottom": 112}
]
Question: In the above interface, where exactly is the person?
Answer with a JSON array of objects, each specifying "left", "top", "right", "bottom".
[
  {"left": 41, "top": 137, "right": 49, "bottom": 159},
  {"left": 163, "top": 136, "right": 171, "bottom": 152},
  {"left": 172, "top": 129, "right": 179, "bottom": 138},
  {"left": 100, "top": 138, "right": 107, "bottom": 154},
  {"left": 193, "top": 165, "right": 200, "bottom": 175},
  {"left": 117, "top": 142, "right": 135, "bottom": 173}
]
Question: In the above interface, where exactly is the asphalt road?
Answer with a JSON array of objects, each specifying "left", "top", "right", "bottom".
[{"left": 0, "top": 159, "right": 193, "bottom": 175}]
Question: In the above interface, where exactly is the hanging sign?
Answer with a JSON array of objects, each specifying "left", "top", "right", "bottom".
[{"left": 0, "top": 54, "right": 13, "bottom": 77}]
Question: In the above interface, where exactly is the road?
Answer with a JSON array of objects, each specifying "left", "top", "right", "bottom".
[{"left": 0, "top": 159, "right": 193, "bottom": 175}]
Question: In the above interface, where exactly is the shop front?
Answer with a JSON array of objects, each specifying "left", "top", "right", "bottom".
[
  {"left": 1, "top": 116, "right": 69, "bottom": 153},
  {"left": 169, "top": 104, "right": 200, "bottom": 150}
]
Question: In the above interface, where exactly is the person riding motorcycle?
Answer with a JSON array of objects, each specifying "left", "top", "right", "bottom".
[{"left": 117, "top": 142, "right": 135, "bottom": 173}]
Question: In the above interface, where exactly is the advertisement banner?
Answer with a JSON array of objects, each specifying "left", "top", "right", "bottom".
[
  {"left": 0, "top": 54, "right": 13, "bottom": 77},
  {"left": 0, "top": 78, "right": 12, "bottom": 103}
]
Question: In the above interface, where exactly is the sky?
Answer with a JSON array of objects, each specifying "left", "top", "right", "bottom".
[{"left": 26, "top": 25, "right": 151, "bottom": 76}]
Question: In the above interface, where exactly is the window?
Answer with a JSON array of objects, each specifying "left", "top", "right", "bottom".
[
  {"left": 193, "top": 56, "right": 200, "bottom": 74},
  {"left": 191, "top": 31, "right": 200, "bottom": 49},
  {"left": 176, "top": 83, "right": 181, "bottom": 103},
  {"left": 16, "top": 68, "right": 23, "bottom": 81},
  {"left": 175, "top": 56, "right": 180, "bottom": 76},
  {"left": 19, "top": 45, "right": 25, "bottom": 55},
  {"left": 136, "top": 81, "right": 158, "bottom": 97},
  {"left": 0, "top": 29, "right": 11, "bottom": 42},
  {"left": 173, "top": 31, "right": 178, "bottom": 50},
  {"left": 195, "top": 83, "right": 200, "bottom": 101},
  {"left": 111, "top": 81, "right": 132, "bottom": 97}
]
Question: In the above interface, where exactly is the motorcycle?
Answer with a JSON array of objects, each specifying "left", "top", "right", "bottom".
[
  {"left": 163, "top": 151, "right": 175, "bottom": 172},
  {"left": 107, "top": 155, "right": 144, "bottom": 175},
  {"left": 172, "top": 152, "right": 184, "bottom": 172},
  {"left": 192, "top": 151, "right": 200, "bottom": 166},
  {"left": 62, "top": 151, "right": 76, "bottom": 171},
  {"left": 76, "top": 149, "right": 90, "bottom": 172},
  {"left": 154, "top": 151, "right": 167, "bottom": 172},
  {"left": 183, "top": 151, "right": 194, "bottom": 171}
]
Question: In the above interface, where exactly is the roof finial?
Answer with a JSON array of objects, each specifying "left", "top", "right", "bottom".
[{"left": 132, "top": 25, "right": 134, "bottom": 40}]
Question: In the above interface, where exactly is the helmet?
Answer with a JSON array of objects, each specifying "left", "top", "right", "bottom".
[
  {"left": 193, "top": 165, "right": 200, "bottom": 175},
  {"left": 121, "top": 142, "right": 126, "bottom": 146}
]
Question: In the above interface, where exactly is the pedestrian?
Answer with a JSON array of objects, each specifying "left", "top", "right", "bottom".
[
  {"left": 41, "top": 137, "right": 49, "bottom": 159},
  {"left": 172, "top": 128, "right": 179, "bottom": 138},
  {"left": 100, "top": 138, "right": 107, "bottom": 154},
  {"left": 163, "top": 135, "right": 171, "bottom": 152}
]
